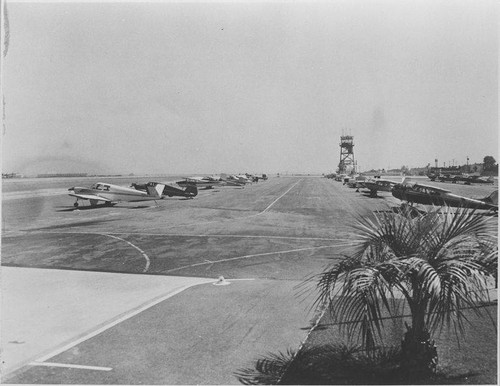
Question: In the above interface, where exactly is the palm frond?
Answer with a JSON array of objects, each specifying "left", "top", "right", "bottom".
[
  {"left": 424, "top": 207, "right": 497, "bottom": 263},
  {"left": 235, "top": 349, "right": 295, "bottom": 385},
  {"left": 310, "top": 203, "right": 498, "bottom": 353},
  {"left": 426, "top": 258, "right": 492, "bottom": 334}
]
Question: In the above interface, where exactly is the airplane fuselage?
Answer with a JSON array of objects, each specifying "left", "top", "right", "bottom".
[
  {"left": 70, "top": 187, "right": 156, "bottom": 202},
  {"left": 364, "top": 179, "right": 395, "bottom": 196},
  {"left": 392, "top": 184, "right": 497, "bottom": 211},
  {"left": 131, "top": 182, "right": 197, "bottom": 198},
  {"left": 69, "top": 182, "right": 164, "bottom": 207},
  {"left": 176, "top": 177, "right": 221, "bottom": 189}
]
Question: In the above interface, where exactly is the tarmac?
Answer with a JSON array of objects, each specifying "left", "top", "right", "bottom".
[
  {"left": 1, "top": 267, "right": 215, "bottom": 377},
  {"left": 1, "top": 175, "right": 497, "bottom": 384}
]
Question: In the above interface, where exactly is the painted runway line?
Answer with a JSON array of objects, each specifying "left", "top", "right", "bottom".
[
  {"left": 157, "top": 178, "right": 304, "bottom": 229},
  {"left": 29, "top": 362, "right": 112, "bottom": 371},
  {"left": 99, "top": 233, "right": 151, "bottom": 273},
  {"left": 31, "top": 279, "right": 215, "bottom": 368},
  {"left": 261, "top": 178, "right": 303, "bottom": 213},
  {"left": 164, "top": 244, "right": 346, "bottom": 273},
  {"left": 26, "top": 230, "right": 353, "bottom": 242}
]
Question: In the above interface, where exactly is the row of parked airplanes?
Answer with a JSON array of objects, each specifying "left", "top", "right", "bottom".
[
  {"left": 427, "top": 173, "right": 495, "bottom": 184},
  {"left": 68, "top": 174, "right": 267, "bottom": 208},
  {"left": 326, "top": 173, "right": 498, "bottom": 212}
]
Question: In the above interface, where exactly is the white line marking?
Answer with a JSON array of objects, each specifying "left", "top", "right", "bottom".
[
  {"left": 165, "top": 244, "right": 344, "bottom": 273},
  {"left": 149, "top": 177, "right": 304, "bottom": 227},
  {"left": 24, "top": 230, "right": 349, "bottom": 242},
  {"left": 99, "top": 233, "right": 151, "bottom": 273},
  {"left": 112, "top": 232, "right": 351, "bottom": 241},
  {"left": 29, "top": 362, "right": 112, "bottom": 371},
  {"left": 277, "top": 304, "right": 328, "bottom": 384},
  {"left": 33, "top": 279, "right": 215, "bottom": 365},
  {"left": 224, "top": 278, "right": 256, "bottom": 281},
  {"left": 261, "top": 179, "right": 303, "bottom": 213}
]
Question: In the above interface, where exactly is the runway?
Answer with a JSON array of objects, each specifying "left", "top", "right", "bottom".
[{"left": 1, "top": 175, "right": 497, "bottom": 383}]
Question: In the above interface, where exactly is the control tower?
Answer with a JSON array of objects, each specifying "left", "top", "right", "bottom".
[{"left": 338, "top": 134, "right": 355, "bottom": 175}]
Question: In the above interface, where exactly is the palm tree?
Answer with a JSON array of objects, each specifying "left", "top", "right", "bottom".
[{"left": 310, "top": 205, "right": 497, "bottom": 381}]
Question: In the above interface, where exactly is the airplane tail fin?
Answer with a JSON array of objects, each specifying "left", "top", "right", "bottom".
[
  {"left": 146, "top": 182, "right": 165, "bottom": 198},
  {"left": 482, "top": 190, "right": 498, "bottom": 205},
  {"left": 185, "top": 185, "right": 198, "bottom": 197},
  {"left": 401, "top": 177, "right": 412, "bottom": 185}
]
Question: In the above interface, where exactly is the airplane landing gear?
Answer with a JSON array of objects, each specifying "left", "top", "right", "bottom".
[{"left": 74, "top": 201, "right": 79, "bottom": 208}]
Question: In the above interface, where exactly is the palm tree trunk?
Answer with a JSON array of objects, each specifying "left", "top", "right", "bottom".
[{"left": 400, "top": 322, "right": 438, "bottom": 382}]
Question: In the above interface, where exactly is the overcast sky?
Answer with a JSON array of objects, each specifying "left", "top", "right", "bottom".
[{"left": 2, "top": 0, "right": 498, "bottom": 175}]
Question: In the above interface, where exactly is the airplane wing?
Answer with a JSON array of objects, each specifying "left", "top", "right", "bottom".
[
  {"left": 417, "top": 184, "right": 451, "bottom": 193},
  {"left": 68, "top": 193, "right": 111, "bottom": 202}
]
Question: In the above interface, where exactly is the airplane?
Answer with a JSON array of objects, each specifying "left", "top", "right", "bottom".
[
  {"left": 236, "top": 174, "right": 252, "bottom": 184},
  {"left": 68, "top": 182, "right": 165, "bottom": 208},
  {"left": 436, "top": 173, "right": 459, "bottom": 183},
  {"left": 449, "top": 174, "right": 478, "bottom": 185},
  {"left": 435, "top": 173, "right": 495, "bottom": 185},
  {"left": 218, "top": 174, "right": 252, "bottom": 186},
  {"left": 363, "top": 178, "right": 397, "bottom": 197},
  {"left": 131, "top": 182, "right": 198, "bottom": 198},
  {"left": 437, "top": 174, "right": 473, "bottom": 184},
  {"left": 346, "top": 175, "right": 367, "bottom": 191},
  {"left": 245, "top": 173, "right": 267, "bottom": 182},
  {"left": 218, "top": 174, "right": 247, "bottom": 187},
  {"left": 474, "top": 175, "right": 495, "bottom": 184},
  {"left": 391, "top": 180, "right": 498, "bottom": 211},
  {"left": 176, "top": 176, "right": 222, "bottom": 189}
]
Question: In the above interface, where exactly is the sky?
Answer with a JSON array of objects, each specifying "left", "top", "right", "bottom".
[{"left": 1, "top": 0, "right": 498, "bottom": 175}]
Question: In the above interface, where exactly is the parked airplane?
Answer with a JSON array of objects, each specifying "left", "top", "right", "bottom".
[
  {"left": 131, "top": 182, "right": 198, "bottom": 198},
  {"left": 219, "top": 174, "right": 246, "bottom": 187},
  {"left": 236, "top": 174, "right": 252, "bottom": 184},
  {"left": 392, "top": 181, "right": 498, "bottom": 211},
  {"left": 176, "top": 176, "right": 221, "bottom": 189},
  {"left": 245, "top": 173, "right": 267, "bottom": 182},
  {"left": 363, "top": 178, "right": 396, "bottom": 197},
  {"left": 346, "top": 175, "right": 367, "bottom": 191},
  {"left": 433, "top": 173, "right": 495, "bottom": 185},
  {"left": 68, "top": 182, "right": 165, "bottom": 208},
  {"left": 473, "top": 175, "right": 495, "bottom": 184},
  {"left": 438, "top": 174, "right": 474, "bottom": 184}
]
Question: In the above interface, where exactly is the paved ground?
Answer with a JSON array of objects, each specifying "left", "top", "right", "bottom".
[
  {"left": 1, "top": 267, "right": 215, "bottom": 377},
  {"left": 1, "top": 175, "right": 497, "bottom": 384}
]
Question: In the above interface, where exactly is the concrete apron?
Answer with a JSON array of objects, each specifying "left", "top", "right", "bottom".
[
  {"left": 1, "top": 266, "right": 215, "bottom": 377},
  {"left": 3, "top": 266, "right": 496, "bottom": 383}
]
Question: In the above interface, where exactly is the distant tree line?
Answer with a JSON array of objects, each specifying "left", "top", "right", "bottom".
[{"left": 483, "top": 156, "right": 498, "bottom": 173}]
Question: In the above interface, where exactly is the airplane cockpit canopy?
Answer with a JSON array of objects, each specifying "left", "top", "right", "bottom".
[{"left": 92, "top": 183, "right": 110, "bottom": 191}]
